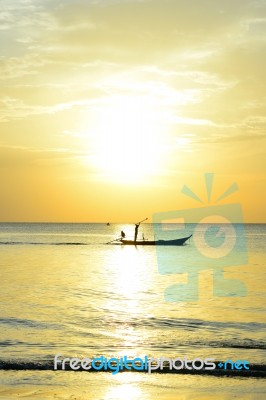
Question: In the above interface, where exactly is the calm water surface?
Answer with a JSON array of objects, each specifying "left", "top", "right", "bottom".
[{"left": 0, "top": 223, "right": 265, "bottom": 399}]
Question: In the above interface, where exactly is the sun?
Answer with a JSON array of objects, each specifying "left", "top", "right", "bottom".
[{"left": 90, "top": 95, "right": 165, "bottom": 184}]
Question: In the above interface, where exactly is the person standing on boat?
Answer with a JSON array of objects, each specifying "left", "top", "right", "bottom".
[{"left": 134, "top": 223, "right": 140, "bottom": 242}]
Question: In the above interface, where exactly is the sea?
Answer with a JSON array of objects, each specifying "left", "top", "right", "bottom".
[{"left": 0, "top": 223, "right": 265, "bottom": 399}]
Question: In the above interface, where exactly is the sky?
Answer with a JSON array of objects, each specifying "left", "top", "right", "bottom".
[{"left": 0, "top": 0, "right": 265, "bottom": 222}]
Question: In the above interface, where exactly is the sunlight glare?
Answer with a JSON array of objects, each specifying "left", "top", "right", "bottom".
[
  {"left": 90, "top": 96, "right": 165, "bottom": 184},
  {"left": 106, "top": 383, "right": 143, "bottom": 400}
]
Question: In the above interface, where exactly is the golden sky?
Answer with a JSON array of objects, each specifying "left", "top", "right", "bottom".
[{"left": 0, "top": 0, "right": 265, "bottom": 222}]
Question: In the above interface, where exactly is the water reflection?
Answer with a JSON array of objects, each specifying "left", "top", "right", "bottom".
[
  {"left": 106, "top": 383, "right": 143, "bottom": 400},
  {"left": 102, "top": 246, "right": 155, "bottom": 357},
  {"left": 106, "top": 373, "right": 148, "bottom": 400},
  {"left": 104, "top": 245, "right": 153, "bottom": 305}
]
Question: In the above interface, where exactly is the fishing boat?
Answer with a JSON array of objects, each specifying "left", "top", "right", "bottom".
[
  {"left": 119, "top": 235, "right": 192, "bottom": 246},
  {"left": 107, "top": 218, "right": 192, "bottom": 246}
]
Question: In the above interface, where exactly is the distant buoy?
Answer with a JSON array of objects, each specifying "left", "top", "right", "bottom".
[{"left": 107, "top": 222, "right": 110, "bottom": 226}]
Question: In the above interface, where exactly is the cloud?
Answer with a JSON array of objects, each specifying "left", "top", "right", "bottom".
[
  {"left": 195, "top": 132, "right": 266, "bottom": 145},
  {"left": 40, "top": 0, "right": 264, "bottom": 59},
  {"left": 0, "top": 145, "right": 48, "bottom": 169},
  {"left": 0, "top": 144, "right": 83, "bottom": 169},
  {"left": 1, "top": 0, "right": 265, "bottom": 150},
  {"left": 0, "top": 53, "right": 47, "bottom": 80},
  {"left": 0, "top": 0, "right": 55, "bottom": 32},
  {"left": 0, "top": 96, "right": 99, "bottom": 121}
]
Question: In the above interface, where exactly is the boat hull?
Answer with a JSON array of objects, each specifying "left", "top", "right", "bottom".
[{"left": 119, "top": 235, "right": 192, "bottom": 246}]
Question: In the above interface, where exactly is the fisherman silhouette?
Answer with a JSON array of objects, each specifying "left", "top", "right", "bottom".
[
  {"left": 134, "top": 223, "right": 140, "bottom": 242},
  {"left": 121, "top": 230, "right": 126, "bottom": 239}
]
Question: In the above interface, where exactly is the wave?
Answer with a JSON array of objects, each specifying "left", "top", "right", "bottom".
[
  {"left": 0, "top": 317, "right": 60, "bottom": 330},
  {"left": 97, "top": 314, "right": 266, "bottom": 336},
  {"left": 145, "top": 317, "right": 266, "bottom": 331}
]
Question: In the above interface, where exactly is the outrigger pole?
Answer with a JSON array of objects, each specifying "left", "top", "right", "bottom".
[
  {"left": 137, "top": 218, "right": 148, "bottom": 225},
  {"left": 106, "top": 237, "right": 121, "bottom": 244}
]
